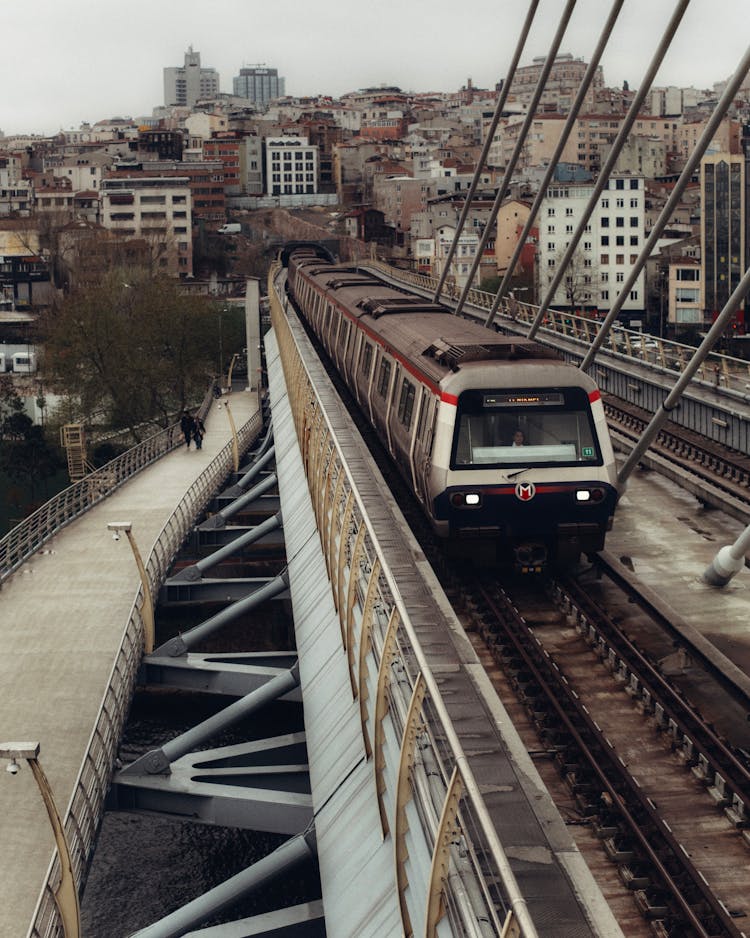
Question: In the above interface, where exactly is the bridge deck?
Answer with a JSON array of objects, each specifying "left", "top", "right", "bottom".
[{"left": 0, "top": 390, "right": 258, "bottom": 938}]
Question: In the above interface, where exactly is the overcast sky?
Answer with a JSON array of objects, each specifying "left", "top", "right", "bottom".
[{"left": 1, "top": 0, "right": 747, "bottom": 136}]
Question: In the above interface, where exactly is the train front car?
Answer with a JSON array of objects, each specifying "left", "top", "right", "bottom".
[{"left": 429, "top": 347, "right": 618, "bottom": 571}]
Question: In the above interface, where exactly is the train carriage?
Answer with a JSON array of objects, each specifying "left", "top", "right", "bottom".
[{"left": 283, "top": 244, "right": 618, "bottom": 570}]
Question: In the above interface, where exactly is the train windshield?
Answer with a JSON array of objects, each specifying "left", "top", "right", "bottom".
[{"left": 452, "top": 387, "right": 602, "bottom": 469}]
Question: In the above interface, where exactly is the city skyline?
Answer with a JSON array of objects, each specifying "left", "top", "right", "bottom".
[{"left": 1, "top": 0, "right": 748, "bottom": 136}]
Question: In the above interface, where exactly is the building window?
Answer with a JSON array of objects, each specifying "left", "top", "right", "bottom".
[
  {"left": 601, "top": 235, "right": 609, "bottom": 246},
  {"left": 629, "top": 217, "right": 639, "bottom": 227},
  {"left": 600, "top": 254, "right": 609, "bottom": 264},
  {"left": 616, "top": 217, "right": 624, "bottom": 227},
  {"left": 629, "top": 290, "right": 638, "bottom": 300},
  {"left": 616, "top": 254, "right": 624, "bottom": 264}
]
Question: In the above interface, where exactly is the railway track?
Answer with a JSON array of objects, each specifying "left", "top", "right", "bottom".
[
  {"left": 604, "top": 396, "right": 750, "bottom": 519},
  {"left": 459, "top": 566, "right": 750, "bottom": 938}
]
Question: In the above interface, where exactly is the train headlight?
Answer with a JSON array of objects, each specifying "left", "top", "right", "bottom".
[
  {"left": 450, "top": 492, "right": 482, "bottom": 507},
  {"left": 575, "top": 487, "right": 605, "bottom": 503}
]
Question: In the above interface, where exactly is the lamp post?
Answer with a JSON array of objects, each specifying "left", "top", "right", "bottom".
[
  {"left": 107, "top": 521, "right": 155, "bottom": 654},
  {"left": 221, "top": 401, "right": 240, "bottom": 473},
  {"left": 0, "top": 742, "right": 80, "bottom": 938}
]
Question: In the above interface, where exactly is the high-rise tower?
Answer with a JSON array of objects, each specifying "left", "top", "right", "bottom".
[
  {"left": 233, "top": 66, "right": 285, "bottom": 109},
  {"left": 163, "top": 47, "right": 220, "bottom": 108}
]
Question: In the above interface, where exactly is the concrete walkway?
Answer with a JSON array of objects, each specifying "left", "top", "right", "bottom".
[{"left": 0, "top": 390, "right": 259, "bottom": 938}]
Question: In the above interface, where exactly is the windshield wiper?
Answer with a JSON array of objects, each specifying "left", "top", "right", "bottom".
[{"left": 505, "top": 467, "right": 529, "bottom": 480}]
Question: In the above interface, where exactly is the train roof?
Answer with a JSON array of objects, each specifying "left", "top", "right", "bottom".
[{"left": 293, "top": 257, "right": 560, "bottom": 383}]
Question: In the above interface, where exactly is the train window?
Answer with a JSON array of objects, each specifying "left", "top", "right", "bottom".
[
  {"left": 376, "top": 359, "right": 391, "bottom": 397},
  {"left": 360, "top": 342, "right": 373, "bottom": 378},
  {"left": 397, "top": 379, "right": 416, "bottom": 428},
  {"left": 452, "top": 387, "right": 602, "bottom": 469}
]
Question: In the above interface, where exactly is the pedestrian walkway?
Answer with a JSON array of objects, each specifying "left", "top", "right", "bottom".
[{"left": 0, "top": 390, "right": 259, "bottom": 938}]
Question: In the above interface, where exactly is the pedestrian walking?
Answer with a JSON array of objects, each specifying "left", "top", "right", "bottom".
[
  {"left": 193, "top": 415, "right": 206, "bottom": 450},
  {"left": 180, "top": 411, "right": 195, "bottom": 448}
]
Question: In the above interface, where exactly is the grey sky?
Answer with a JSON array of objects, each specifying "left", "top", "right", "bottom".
[{"left": 1, "top": 0, "right": 747, "bottom": 136}]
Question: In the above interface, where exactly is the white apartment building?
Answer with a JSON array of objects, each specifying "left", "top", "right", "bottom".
[
  {"left": 537, "top": 174, "right": 646, "bottom": 322},
  {"left": 100, "top": 177, "right": 192, "bottom": 277},
  {"left": 434, "top": 225, "right": 480, "bottom": 290},
  {"left": 265, "top": 137, "right": 318, "bottom": 198}
]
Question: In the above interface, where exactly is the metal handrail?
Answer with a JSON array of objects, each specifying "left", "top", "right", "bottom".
[{"left": 0, "top": 392, "right": 214, "bottom": 586}]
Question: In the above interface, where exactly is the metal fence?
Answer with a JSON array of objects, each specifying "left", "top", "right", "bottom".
[{"left": 1, "top": 394, "right": 213, "bottom": 586}]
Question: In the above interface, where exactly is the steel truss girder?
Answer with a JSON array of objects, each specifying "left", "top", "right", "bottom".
[
  {"left": 141, "top": 651, "right": 301, "bottom": 699},
  {"left": 195, "top": 525, "right": 286, "bottom": 551},
  {"left": 181, "top": 900, "right": 325, "bottom": 937},
  {"left": 160, "top": 576, "right": 289, "bottom": 605},
  {"left": 112, "top": 735, "right": 312, "bottom": 834}
]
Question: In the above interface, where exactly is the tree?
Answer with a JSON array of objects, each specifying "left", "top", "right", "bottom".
[
  {"left": 40, "top": 268, "right": 232, "bottom": 439},
  {"left": 0, "top": 376, "right": 62, "bottom": 503},
  {"left": 555, "top": 247, "right": 602, "bottom": 312}
]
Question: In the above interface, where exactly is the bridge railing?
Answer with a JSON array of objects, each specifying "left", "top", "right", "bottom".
[
  {"left": 27, "top": 404, "right": 263, "bottom": 938},
  {"left": 0, "top": 393, "right": 215, "bottom": 587},
  {"left": 271, "top": 264, "right": 535, "bottom": 938}
]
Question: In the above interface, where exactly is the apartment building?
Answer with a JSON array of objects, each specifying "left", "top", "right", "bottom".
[
  {"left": 108, "top": 161, "right": 226, "bottom": 226},
  {"left": 203, "top": 134, "right": 242, "bottom": 195},
  {"left": 265, "top": 137, "right": 318, "bottom": 198},
  {"left": 100, "top": 176, "right": 192, "bottom": 277},
  {"left": 701, "top": 152, "right": 745, "bottom": 323},
  {"left": 537, "top": 174, "right": 646, "bottom": 322},
  {"left": 508, "top": 54, "right": 603, "bottom": 113}
]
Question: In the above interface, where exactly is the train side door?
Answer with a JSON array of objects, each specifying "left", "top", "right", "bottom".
[{"left": 413, "top": 391, "right": 436, "bottom": 507}]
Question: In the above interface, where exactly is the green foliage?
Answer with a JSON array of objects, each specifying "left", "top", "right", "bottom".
[
  {"left": 40, "top": 269, "right": 230, "bottom": 437},
  {"left": 0, "top": 376, "right": 63, "bottom": 508},
  {"left": 479, "top": 275, "right": 501, "bottom": 295}
]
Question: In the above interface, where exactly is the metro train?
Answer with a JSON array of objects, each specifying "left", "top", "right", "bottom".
[{"left": 281, "top": 243, "right": 619, "bottom": 570}]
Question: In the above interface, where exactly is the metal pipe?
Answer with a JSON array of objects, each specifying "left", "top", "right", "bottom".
[
  {"left": 173, "top": 512, "right": 283, "bottom": 581},
  {"left": 201, "top": 472, "right": 278, "bottom": 529},
  {"left": 703, "top": 524, "right": 750, "bottom": 587},
  {"left": 129, "top": 829, "right": 315, "bottom": 938},
  {"left": 121, "top": 663, "right": 300, "bottom": 776},
  {"left": 485, "top": 0, "right": 625, "bottom": 327},
  {"left": 433, "top": 0, "right": 540, "bottom": 302},
  {"left": 580, "top": 42, "right": 750, "bottom": 372},
  {"left": 235, "top": 444, "right": 276, "bottom": 490},
  {"left": 453, "top": 0, "right": 577, "bottom": 319},
  {"left": 153, "top": 569, "right": 290, "bottom": 657},
  {"left": 527, "top": 0, "right": 690, "bottom": 340},
  {"left": 617, "top": 262, "right": 750, "bottom": 490}
]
